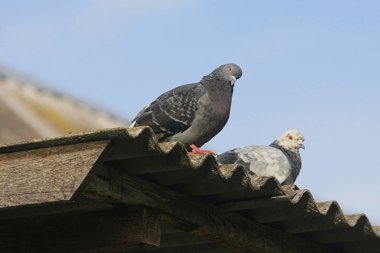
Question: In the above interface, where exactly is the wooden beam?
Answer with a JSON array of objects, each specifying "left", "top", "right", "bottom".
[
  {"left": 0, "top": 141, "right": 109, "bottom": 208},
  {"left": 82, "top": 166, "right": 341, "bottom": 253},
  {"left": 0, "top": 196, "right": 112, "bottom": 221},
  {"left": 130, "top": 242, "right": 240, "bottom": 253},
  {"left": 0, "top": 206, "right": 161, "bottom": 252}
]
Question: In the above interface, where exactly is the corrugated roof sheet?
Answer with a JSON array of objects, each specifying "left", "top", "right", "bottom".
[{"left": 0, "top": 127, "right": 379, "bottom": 252}]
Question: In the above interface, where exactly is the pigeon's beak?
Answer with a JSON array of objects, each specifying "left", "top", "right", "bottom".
[
  {"left": 298, "top": 143, "right": 305, "bottom": 150},
  {"left": 229, "top": 76, "right": 237, "bottom": 87}
]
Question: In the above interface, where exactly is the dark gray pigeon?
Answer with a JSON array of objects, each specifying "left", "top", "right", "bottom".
[
  {"left": 216, "top": 130, "right": 305, "bottom": 185},
  {"left": 130, "top": 63, "right": 242, "bottom": 153}
]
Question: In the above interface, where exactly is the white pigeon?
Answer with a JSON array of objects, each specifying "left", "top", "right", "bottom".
[{"left": 216, "top": 130, "right": 305, "bottom": 185}]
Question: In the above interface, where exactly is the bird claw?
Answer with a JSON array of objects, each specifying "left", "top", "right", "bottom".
[{"left": 189, "top": 144, "right": 216, "bottom": 155}]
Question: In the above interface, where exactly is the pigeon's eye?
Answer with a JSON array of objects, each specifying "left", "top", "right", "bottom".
[
  {"left": 288, "top": 135, "right": 293, "bottom": 140},
  {"left": 228, "top": 66, "right": 232, "bottom": 72}
]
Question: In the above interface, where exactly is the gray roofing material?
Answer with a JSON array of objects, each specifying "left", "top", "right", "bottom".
[{"left": 0, "top": 127, "right": 379, "bottom": 253}]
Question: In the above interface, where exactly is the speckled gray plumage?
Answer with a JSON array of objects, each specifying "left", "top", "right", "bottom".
[
  {"left": 130, "top": 63, "right": 242, "bottom": 148},
  {"left": 216, "top": 130, "right": 304, "bottom": 185}
]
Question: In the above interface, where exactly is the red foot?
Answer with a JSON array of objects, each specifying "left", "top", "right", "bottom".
[{"left": 189, "top": 144, "right": 216, "bottom": 155}]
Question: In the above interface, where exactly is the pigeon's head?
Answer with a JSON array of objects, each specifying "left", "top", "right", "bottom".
[
  {"left": 211, "top": 63, "right": 243, "bottom": 87},
  {"left": 274, "top": 130, "right": 305, "bottom": 151}
]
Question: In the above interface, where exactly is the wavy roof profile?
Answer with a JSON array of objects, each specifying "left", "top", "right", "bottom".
[
  {"left": 0, "top": 64, "right": 127, "bottom": 144},
  {"left": 0, "top": 126, "right": 379, "bottom": 252}
]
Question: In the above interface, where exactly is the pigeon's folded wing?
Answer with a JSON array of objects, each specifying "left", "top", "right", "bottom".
[
  {"left": 236, "top": 146, "right": 292, "bottom": 183},
  {"left": 217, "top": 146, "right": 292, "bottom": 183},
  {"left": 131, "top": 83, "right": 203, "bottom": 140}
]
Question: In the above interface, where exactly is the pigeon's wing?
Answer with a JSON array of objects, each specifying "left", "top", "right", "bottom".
[
  {"left": 218, "top": 146, "right": 292, "bottom": 184},
  {"left": 131, "top": 83, "right": 203, "bottom": 141},
  {"left": 240, "top": 146, "right": 292, "bottom": 184}
]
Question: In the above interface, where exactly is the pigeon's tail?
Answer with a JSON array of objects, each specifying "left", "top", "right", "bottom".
[{"left": 215, "top": 150, "right": 240, "bottom": 165}]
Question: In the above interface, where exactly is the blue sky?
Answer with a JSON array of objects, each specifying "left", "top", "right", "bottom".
[{"left": 1, "top": 0, "right": 380, "bottom": 224}]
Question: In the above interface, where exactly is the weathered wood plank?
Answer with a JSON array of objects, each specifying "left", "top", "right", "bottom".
[
  {"left": 0, "top": 206, "right": 161, "bottom": 253},
  {"left": 82, "top": 166, "right": 341, "bottom": 253},
  {"left": 0, "top": 141, "right": 109, "bottom": 207},
  {"left": 0, "top": 197, "right": 112, "bottom": 221},
  {"left": 334, "top": 238, "right": 380, "bottom": 253},
  {"left": 155, "top": 231, "right": 211, "bottom": 249},
  {"left": 129, "top": 242, "right": 240, "bottom": 253}
]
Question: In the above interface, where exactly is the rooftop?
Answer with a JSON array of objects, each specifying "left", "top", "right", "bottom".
[
  {"left": 0, "top": 127, "right": 379, "bottom": 252},
  {"left": 0, "top": 64, "right": 127, "bottom": 144}
]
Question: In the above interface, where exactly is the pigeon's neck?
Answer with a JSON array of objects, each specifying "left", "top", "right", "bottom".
[
  {"left": 270, "top": 141, "right": 302, "bottom": 179},
  {"left": 201, "top": 75, "right": 233, "bottom": 96},
  {"left": 200, "top": 75, "right": 233, "bottom": 113}
]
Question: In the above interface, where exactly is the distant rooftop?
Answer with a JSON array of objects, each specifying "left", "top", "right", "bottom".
[{"left": 0, "top": 64, "right": 127, "bottom": 144}]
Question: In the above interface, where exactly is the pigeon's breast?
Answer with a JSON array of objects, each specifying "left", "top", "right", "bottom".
[
  {"left": 208, "top": 84, "right": 233, "bottom": 117},
  {"left": 169, "top": 92, "right": 231, "bottom": 147}
]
